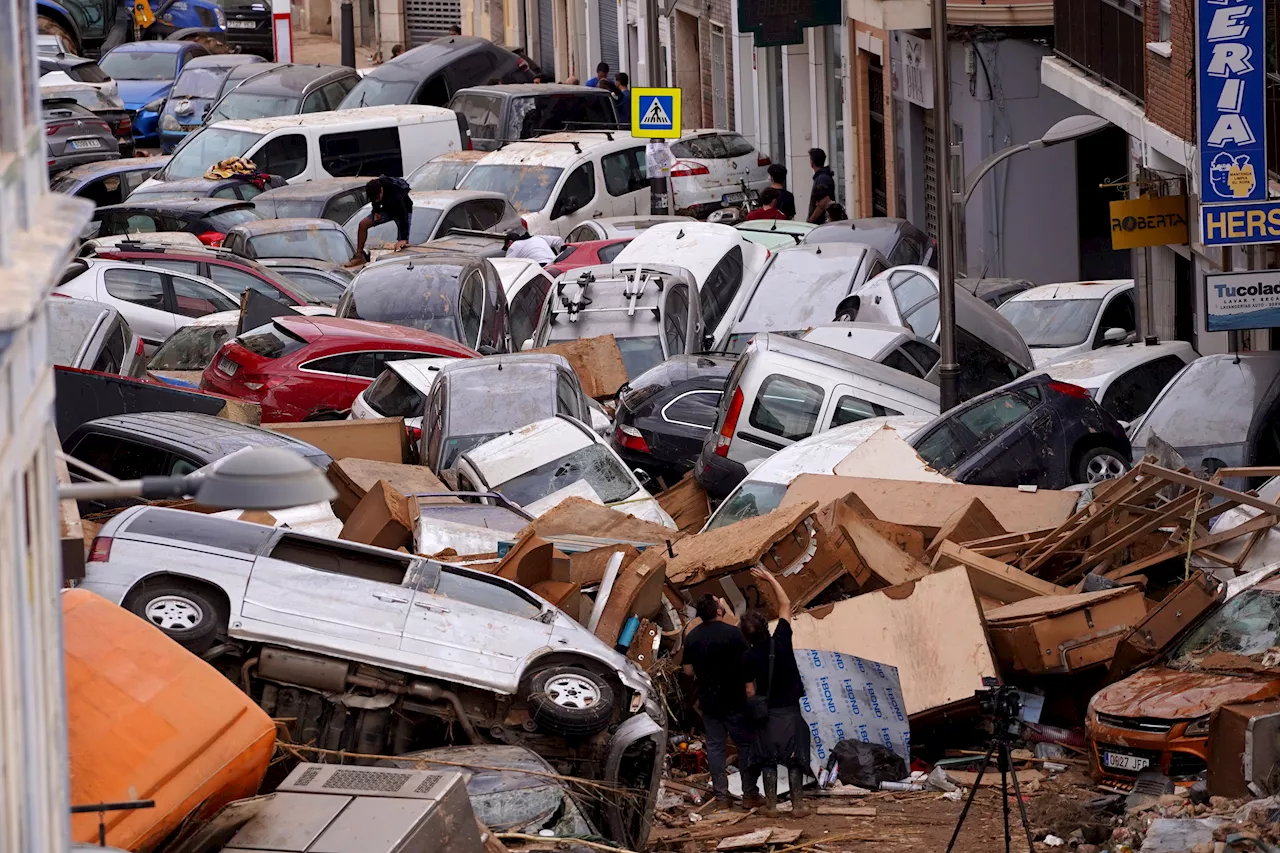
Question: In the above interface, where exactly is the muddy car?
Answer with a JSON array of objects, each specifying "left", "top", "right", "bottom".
[
  {"left": 1087, "top": 570, "right": 1280, "bottom": 786},
  {"left": 78, "top": 505, "right": 665, "bottom": 847}
]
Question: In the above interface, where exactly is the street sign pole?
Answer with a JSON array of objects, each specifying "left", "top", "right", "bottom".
[
  {"left": 931, "top": 0, "right": 958, "bottom": 412},
  {"left": 631, "top": 87, "right": 682, "bottom": 217}
]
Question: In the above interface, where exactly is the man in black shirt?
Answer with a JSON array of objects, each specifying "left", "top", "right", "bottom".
[
  {"left": 683, "top": 595, "right": 760, "bottom": 807},
  {"left": 349, "top": 175, "right": 412, "bottom": 266},
  {"left": 806, "top": 147, "right": 837, "bottom": 224},
  {"left": 766, "top": 163, "right": 796, "bottom": 220}
]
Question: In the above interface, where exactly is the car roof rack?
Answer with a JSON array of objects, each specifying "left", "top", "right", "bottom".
[{"left": 553, "top": 265, "right": 684, "bottom": 323}]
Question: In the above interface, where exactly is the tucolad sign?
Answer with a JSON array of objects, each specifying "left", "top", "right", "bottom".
[
  {"left": 1206, "top": 270, "right": 1280, "bottom": 330},
  {"left": 1197, "top": 0, "right": 1273, "bottom": 245}
]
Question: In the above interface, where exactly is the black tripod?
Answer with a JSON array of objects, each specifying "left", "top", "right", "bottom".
[{"left": 944, "top": 683, "right": 1036, "bottom": 853}]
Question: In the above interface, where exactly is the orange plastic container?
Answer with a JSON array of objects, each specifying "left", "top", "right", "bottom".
[{"left": 63, "top": 589, "right": 276, "bottom": 851}]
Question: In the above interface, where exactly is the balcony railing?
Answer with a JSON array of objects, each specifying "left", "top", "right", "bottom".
[{"left": 1054, "top": 0, "right": 1146, "bottom": 104}]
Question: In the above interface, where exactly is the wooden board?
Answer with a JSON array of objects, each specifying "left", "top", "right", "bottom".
[
  {"left": 945, "top": 769, "right": 1044, "bottom": 788},
  {"left": 525, "top": 496, "right": 679, "bottom": 543},
  {"left": 657, "top": 472, "right": 712, "bottom": 534},
  {"left": 835, "top": 505, "right": 930, "bottom": 587},
  {"left": 932, "top": 541, "right": 1066, "bottom": 603},
  {"left": 666, "top": 502, "right": 817, "bottom": 586},
  {"left": 530, "top": 335, "right": 629, "bottom": 399},
  {"left": 927, "top": 498, "right": 1006, "bottom": 557},
  {"left": 787, "top": 567, "right": 997, "bottom": 717}
]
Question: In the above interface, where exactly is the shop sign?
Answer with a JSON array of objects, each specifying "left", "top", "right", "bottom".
[
  {"left": 1108, "top": 195, "right": 1189, "bottom": 249},
  {"left": 737, "top": 0, "right": 840, "bottom": 47},
  {"left": 1206, "top": 270, "right": 1280, "bottom": 331},
  {"left": 895, "top": 33, "right": 933, "bottom": 109}
]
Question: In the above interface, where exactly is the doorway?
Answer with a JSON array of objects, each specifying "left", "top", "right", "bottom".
[{"left": 1075, "top": 126, "right": 1132, "bottom": 281}]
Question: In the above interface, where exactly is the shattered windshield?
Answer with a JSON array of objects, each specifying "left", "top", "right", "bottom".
[
  {"left": 999, "top": 298, "right": 1102, "bottom": 348},
  {"left": 1169, "top": 584, "right": 1280, "bottom": 672},
  {"left": 706, "top": 481, "right": 787, "bottom": 530},
  {"left": 496, "top": 444, "right": 637, "bottom": 506}
]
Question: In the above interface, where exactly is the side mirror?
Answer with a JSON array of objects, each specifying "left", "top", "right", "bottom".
[
  {"left": 521, "top": 338, "right": 534, "bottom": 352},
  {"left": 477, "top": 344, "right": 498, "bottom": 355},
  {"left": 1103, "top": 327, "right": 1127, "bottom": 344},
  {"left": 632, "top": 468, "right": 654, "bottom": 490}
]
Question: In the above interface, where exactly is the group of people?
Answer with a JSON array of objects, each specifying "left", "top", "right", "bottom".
[
  {"left": 745, "top": 148, "right": 847, "bottom": 225},
  {"left": 531, "top": 62, "right": 632, "bottom": 123},
  {"left": 683, "top": 568, "right": 811, "bottom": 816}
]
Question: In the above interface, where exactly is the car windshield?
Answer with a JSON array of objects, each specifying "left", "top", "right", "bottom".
[
  {"left": 1168, "top": 583, "right": 1280, "bottom": 674},
  {"left": 248, "top": 230, "right": 352, "bottom": 263},
  {"left": 341, "top": 272, "right": 465, "bottom": 342},
  {"left": 707, "top": 481, "right": 788, "bottom": 529},
  {"left": 496, "top": 443, "right": 638, "bottom": 506},
  {"left": 460, "top": 164, "right": 564, "bottom": 214},
  {"left": 65, "top": 62, "right": 110, "bottom": 84},
  {"left": 206, "top": 92, "right": 300, "bottom": 123},
  {"left": 165, "top": 127, "right": 263, "bottom": 179},
  {"left": 1130, "top": 357, "right": 1280, "bottom": 453},
  {"left": 999, "top": 298, "right": 1102, "bottom": 348},
  {"left": 442, "top": 366, "right": 557, "bottom": 466},
  {"left": 341, "top": 74, "right": 419, "bottom": 108},
  {"left": 733, "top": 251, "right": 859, "bottom": 338},
  {"left": 99, "top": 50, "right": 178, "bottom": 81},
  {"left": 275, "top": 269, "right": 347, "bottom": 304},
  {"left": 205, "top": 207, "right": 261, "bottom": 232},
  {"left": 364, "top": 370, "right": 425, "bottom": 418},
  {"left": 409, "top": 160, "right": 475, "bottom": 191},
  {"left": 342, "top": 203, "right": 442, "bottom": 247},
  {"left": 171, "top": 67, "right": 225, "bottom": 99},
  {"left": 149, "top": 323, "right": 233, "bottom": 369},
  {"left": 48, "top": 86, "right": 120, "bottom": 111}
]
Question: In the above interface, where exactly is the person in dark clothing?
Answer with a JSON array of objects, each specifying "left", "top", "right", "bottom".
[
  {"left": 683, "top": 595, "right": 761, "bottom": 808},
  {"left": 766, "top": 163, "right": 796, "bottom": 220},
  {"left": 349, "top": 175, "right": 413, "bottom": 266},
  {"left": 614, "top": 71, "right": 631, "bottom": 124},
  {"left": 741, "top": 567, "right": 811, "bottom": 817},
  {"left": 745, "top": 187, "right": 787, "bottom": 221},
  {"left": 807, "top": 147, "right": 837, "bottom": 224}
]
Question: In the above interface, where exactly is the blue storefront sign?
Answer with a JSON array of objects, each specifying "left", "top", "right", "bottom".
[{"left": 1197, "top": 0, "right": 1270, "bottom": 245}]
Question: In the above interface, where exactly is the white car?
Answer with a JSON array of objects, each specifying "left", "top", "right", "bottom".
[
  {"left": 800, "top": 322, "right": 941, "bottom": 380},
  {"left": 342, "top": 190, "right": 523, "bottom": 250},
  {"left": 457, "top": 132, "right": 654, "bottom": 237},
  {"left": 55, "top": 258, "right": 239, "bottom": 350},
  {"left": 612, "top": 221, "right": 770, "bottom": 340},
  {"left": 350, "top": 356, "right": 464, "bottom": 433},
  {"left": 563, "top": 215, "right": 694, "bottom": 243},
  {"left": 406, "top": 150, "right": 487, "bottom": 191},
  {"left": 998, "top": 279, "right": 1137, "bottom": 368},
  {"left": 704, "top": 416, "right": 933, "bottom": 531},
  {"left": 1027, "top": 340, "right": 1199, "bottom": 427},
  {"left": 668, "top": 130, "right": 771, "bottom": 219},
  {"left": 455, "top": 415, "right": 677, "bottom": 528}
]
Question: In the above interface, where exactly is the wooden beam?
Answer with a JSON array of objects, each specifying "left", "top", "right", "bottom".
[
  {"left": 1134, "top": 463, "right": 1280, "bottom": 516},
  {"left": 1105, "top": 513, "right": 1277, "bottom": 580}
]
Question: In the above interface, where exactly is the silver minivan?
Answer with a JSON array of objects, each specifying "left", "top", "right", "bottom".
[{"left": 694, "top": 332, "right": 940, "bottom": 496}]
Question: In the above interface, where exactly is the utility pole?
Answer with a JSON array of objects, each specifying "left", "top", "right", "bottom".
[
  {"left": 642, "top": 0, "right": 662, "bottom": 87},
  {"left": 340, "top": 0, "right": 356, "bottom": 68},
  {"left": 931, "top": 0, "right": 958, "bottom": 411}
]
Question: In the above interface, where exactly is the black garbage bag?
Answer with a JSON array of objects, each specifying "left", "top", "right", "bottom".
[{"left": 832, "top": 740, "right": 908, "bottom": 789}]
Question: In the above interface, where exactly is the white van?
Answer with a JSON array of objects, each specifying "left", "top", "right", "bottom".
[
  {"left": 457, "top": 131, "right": 653, "bottom": 237},
  {"left": 138, "top": 105, "right": 466, "bottom": 191}
]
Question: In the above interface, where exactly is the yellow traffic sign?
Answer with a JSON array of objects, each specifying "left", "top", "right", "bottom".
[{"left": 631, "top": 87, "right": 681, "bottom": 138}]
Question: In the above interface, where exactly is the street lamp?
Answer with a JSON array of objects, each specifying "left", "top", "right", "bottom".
[
  {"left": 958, "top": 114, "right": 1111, "bottom": 208},
  {"left": 58, "top": 447, "right": 337, "bottom": 510}
]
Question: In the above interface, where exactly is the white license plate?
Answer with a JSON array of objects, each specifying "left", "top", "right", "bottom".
[
  {"left": 1103, "top": 752, "right": 1150, "bottom": 772},
  {"left": 69, "top": 138, "right": 102, "bottom": 150},
  {"left": 217, "top": 356, "right": 239, "bottom": 376},
  {"left": 228, "top": 19, "right": 256, "bottom": 27},
  {"left": 721, "top": 192, "right": 745, "bottom": 204}
]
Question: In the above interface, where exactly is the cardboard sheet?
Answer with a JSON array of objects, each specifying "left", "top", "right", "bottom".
[{"left": 269, "top": 418, "right": 408, "bottom": 464}]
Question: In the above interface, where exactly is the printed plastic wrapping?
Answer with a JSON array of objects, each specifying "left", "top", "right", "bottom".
[{"left": 794, "top": 648, "right": 910, "bottom": 776}]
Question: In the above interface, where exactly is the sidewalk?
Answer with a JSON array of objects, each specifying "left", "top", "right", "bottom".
[{"left": 290, "top": 30, "right": 378, "bottom": 69}]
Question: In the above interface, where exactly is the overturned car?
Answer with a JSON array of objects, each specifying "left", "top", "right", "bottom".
[{"left": 77, "top": 506, "right": 665, "bottom": 847}]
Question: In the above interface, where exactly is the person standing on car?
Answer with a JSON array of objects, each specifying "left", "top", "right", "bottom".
[
  {"left": 349, "top": 176, "right": 413, "bottom": 266},
  {"left": 767, "top": 163, "right": 796, "bottom": 220},
  {"left": 683, "top": 595, "right": 762, "bottom": 809},
  {"left": 807, "top": 147, "right": 837, "bottom": 224},
  {"left": 741, "top": 567, "right": 811, "bottom": 818},
  {"left": 745, "top": 188, "right": 788, "bottom": 222}
]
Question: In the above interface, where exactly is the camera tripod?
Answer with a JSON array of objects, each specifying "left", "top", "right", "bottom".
[{"left": 943, "top": 687, "right": 1036, "bottom": 853}]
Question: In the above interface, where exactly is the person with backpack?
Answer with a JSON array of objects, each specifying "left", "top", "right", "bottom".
[
  {"left": 348, "top": 175, "right": 413, "bottom": 266},
  {"left": 741, "top": 567, "right": 811, "bottom": 817}
]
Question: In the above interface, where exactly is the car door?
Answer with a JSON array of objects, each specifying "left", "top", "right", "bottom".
[
  {"left": 241, "top": 532, "right": 414, "bottom": 654},
  {"left": 508, "top": 272, "right": 552, "bottom": 352},
  {"left": 549, "top": 161, "right": 598, "bottom": 235},
  {"left": 823, "top": 386, "right": 904, "bottom": 431},
  {"left": 948, "top": 386, "right": 1056, "bottom": 487},
  {"left": 99, "top": 266, "right": 177, "bottom": 346},
  {"left": 400, "top": 562, "right": 553, "bottom": 694},
  {"left": 165, "top": 271, "right": 239, "bottom": 320},
  {"left": 601, "top": 146, "right": 650, "bottom": 217}
]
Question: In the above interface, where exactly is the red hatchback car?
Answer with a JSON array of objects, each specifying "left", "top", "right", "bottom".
[
  {"left": 544, "top": 238, "right": 632, "bottom": 278},
  {"left": 200, "top": 315, "right": 477, "bottom": 422}
]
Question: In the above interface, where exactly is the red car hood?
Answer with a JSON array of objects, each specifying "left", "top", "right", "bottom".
[{"left": 1092, "top": 665, "right": 1280, "bottom": 720}]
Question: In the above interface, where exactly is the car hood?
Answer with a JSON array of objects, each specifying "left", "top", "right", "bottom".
[
  {"left": 116, "top": 80, "right": 172, "bottom": 110},
  {"left": 1030, "top": 344, "right": 1089, "bottom": 368},
  {"left": 1091, "top": 665, "right": 1280, "bottom": 720},
  {"left": 164, "top": 95, "right": 215, "bottom": 124}
]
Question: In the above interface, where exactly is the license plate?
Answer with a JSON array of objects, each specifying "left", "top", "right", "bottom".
[
  {"left": 69, "top": 138, "right": 102, "bottom": 150},
  {"left": 228, "top": 19, "right": 256, "bottom": 27},
  {"left": 217, "top": 356, "right": 239, "bottom": 376},
  {"left": 721, "top": 192, "right": 745, "bottom": 204},
  {"left": 1103, "top": 752, "right": 1150, "bottom": 772}
]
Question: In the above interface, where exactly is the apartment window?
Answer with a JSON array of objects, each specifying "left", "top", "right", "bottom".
[
  {"left": 711, "top": 24, "right": 728, "bottom": 129},
  {"left": 1158, "top": 0, "right": 1171, "bottom": 43}
]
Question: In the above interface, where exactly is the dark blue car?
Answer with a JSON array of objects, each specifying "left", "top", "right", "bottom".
[
  {"left": 157, "top": 54, "right": 266, "bottom": 153},
  {"left": 98, "top": 41, "right": 210, "bottom": 145}
]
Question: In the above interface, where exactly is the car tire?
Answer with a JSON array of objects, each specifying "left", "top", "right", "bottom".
[
  {"left": 127, "top": 580, "right": 225, "bottom": 653},
  {"left": 186, "top": 34, "right": 230, "bottom": 54},
  {"left": 525, "top": 665, "right": 614, "bottom": 736},
  {"left": 1075, "top": 446, "right": 1129, "bottom": 485},
  {"left": 38, "top": 16, "right": 80, "bottom": 57},
  {"left": 833, "top": 295, "right": 860, "bottom": 323}
]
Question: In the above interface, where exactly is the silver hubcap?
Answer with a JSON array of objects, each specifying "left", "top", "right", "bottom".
[
  {"left": 144, "top": 595, "right": 204, "bottom": 632},
  {"left": 1086, "top": 453, "right": 1127, "bottom": 483},
  {"left": 544, "top": 674, "right": 601, "bottom": 710}
]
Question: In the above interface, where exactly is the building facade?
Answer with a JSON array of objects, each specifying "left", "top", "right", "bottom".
[{"left": 0, "top": 0, "right": 94, "bottom": 850}]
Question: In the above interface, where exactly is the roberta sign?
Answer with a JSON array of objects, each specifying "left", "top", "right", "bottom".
[{"left": 1196, "top": 0, "right": 1277, "bottom": 245}]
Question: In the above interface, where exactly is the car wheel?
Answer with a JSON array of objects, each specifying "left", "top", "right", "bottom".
[
  {"left": 525, "top": 665, "right": 614, "bottom": 736},
  {"left": 833, "top": 296, "right": 860, "bottom": 323},
  {"left": 1075, "top": 446, "right": 1129, "bottom": 485},
  {"left": 186, "top": 34, "right": 230, "bottom": 54},
  {"left": 38, "top": 16, "right": 80, "bottom": 57},
  {"left": 128, "top": 581, "right": 225, "bottom": 652}
]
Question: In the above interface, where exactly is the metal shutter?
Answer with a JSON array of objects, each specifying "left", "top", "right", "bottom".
[
  {"left": 406, "top": 0, "right": 462, "bottom": 46},
  {"left": 922, "top": 111, "right": 937, "bottom": 239},
  {"left": 598, "top": 0, "right": 618, "bottom": 76},
  {"left": 539, "top": 0, "right": 555, "bottom": 76}
]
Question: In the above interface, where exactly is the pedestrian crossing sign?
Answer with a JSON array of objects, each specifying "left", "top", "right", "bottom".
[{"left": 631, "top": 87, "right": 681, "bottom": 138}]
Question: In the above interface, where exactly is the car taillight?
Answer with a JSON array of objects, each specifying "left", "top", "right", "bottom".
[
  {"left": 134, "top": 337, "right": 145, "bottom": 356},
  {"left": 757, "top": 154, "right": 771, "bottom": 166},
  {"left": 197, "top": 231, "right": 226, "bottom": 246},
  {"left": 88, "top": 537, "right": 112, "bottom": 562},
  {"left": 714, "top": 387, "right": 744, "bottom": 457},
  {"left": 520, "top": 217, "right": 527, "bottom": 230},
  {"left": 1048, "top": 381, "right": 1092, "bottom": 400},
  {"left": 671, "top": 161, "right": 710, "bottom": 177},
  {"left": 517, "top": 58, "right": 529, "bottom": 71},
  {"left": 615, "top": 424, "right": 650, "bottom": 453},
  {"left": 117, "top": 116, "right": 132, "bottom": 136},
  {"left": 407, "top": 425, "right": 422, "bottom": 443},
  {"left": 46, "top": 122, "right": 68, "bottom": 135}
]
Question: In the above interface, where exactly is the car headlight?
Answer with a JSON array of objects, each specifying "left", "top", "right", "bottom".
[
  {"left": 215, "top": 5, "right": 226, "bottom": 27},
  {"left": 143, "top": 98, "right": 165, "bottom": 114},
  {"left": 159, "top": 113, "right": 181, "bottom": 131},
  {"left": 1184, "top": 716, "right": 1211, "bottom": 737}
]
